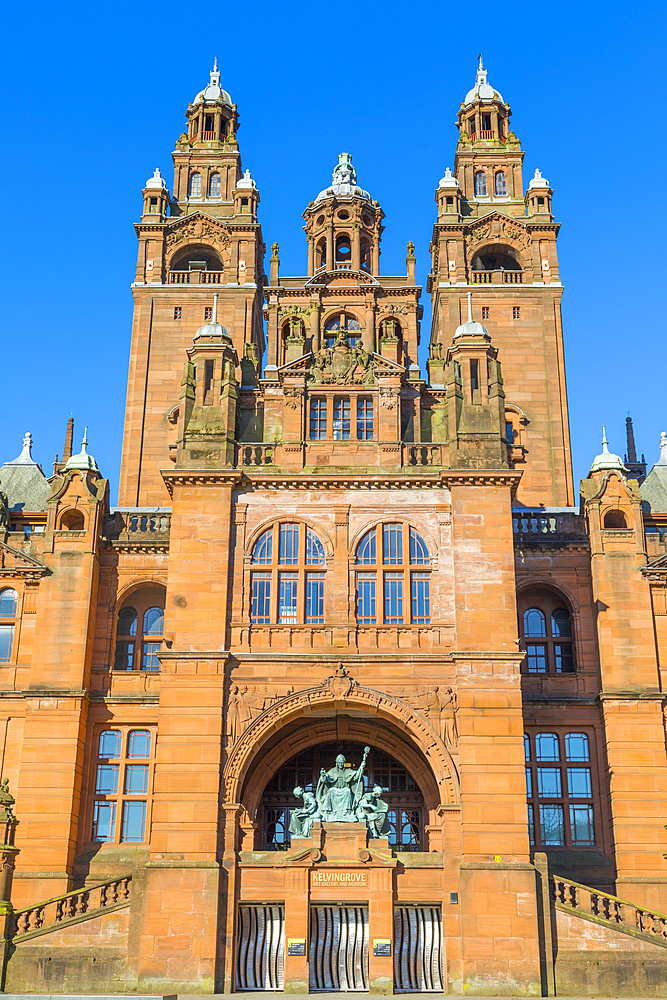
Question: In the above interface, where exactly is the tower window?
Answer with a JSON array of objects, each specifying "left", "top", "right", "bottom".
[
  {"left": 333, "top": 398, "right": 351, "bottom": 440},
  {"left": 355, "top": 525, "right": 431, "bottom": 626},
  {"left": 513, "top": 306, "right": 520, "bottom": 319},
  {"left": 357, "top": 398, "right": 374, "bottom": 440},
  {"left": 323, "top": 313, "right": 361, "bottom": 348},
  {"left": 149, "top": 197, "right": 158, "bottom": 212},
  {"left": 174, "top": 307, "right": 182, "bottom": 320},
  {"left": 0, "top": 588, "right": 17, "bottom": 664},
  {"left": 241, "top": 198, "right": 249, "bottom": 208},
  {"left": 446, "top": 196, "right": 453, "bottom": 206},
  {"left": 204, "top": 307, "right": 212, "bottom": 320},
  {"left": 309, "top": 398, "right": 327, "bottom": 440},
  {"left": 494, "top": 171, "right": 507, "bottom": 196},
  {"left": 482, "top": 307, "right": 489, "bottom": 319},
  {"left": 482, "top": 114, "right": 492, "bottom": 131},
  {"left": 335, "top": 233, "right": 352, "bottom": 268},
  {"left": 474, "top": 172, "right": 487, "bottom": 197},
  {"left": 188, "top": 172, "right": 201, "bottom": 198},
  {"left": 537, "top": 197, "right": 545, "bottom": 206},
  {"left": 468, "top": 118, "right": 476, "bottom": 134},
  {"left": 209, "top": 173, "right": 221, "bottom": 197},
  {"left": 519, "top": 592, "right": 575, "bottom": 674}
]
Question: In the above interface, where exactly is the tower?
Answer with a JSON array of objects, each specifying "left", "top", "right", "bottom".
[
  {"left": 428, "top": 58, "right": 573, "bottom": 506},
  {"left": 118, "top": 62, "right": 265, "bottom": 506}
]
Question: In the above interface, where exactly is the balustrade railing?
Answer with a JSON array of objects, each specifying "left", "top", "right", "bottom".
[
  {"left": 402, "top": 443, "right": 446, "bottom": 467},
  {"left": 168, "top": 270, "right": 223, "bottom": 284},
  {"left": 471, "top": 270, "right": 524, "bottom": 284},
  {"left": 513, "top": 511, "right": 587, "bottom": 543},
  {"left": 104, "top": 511, "right": 171, "bottom": 541},
  {"left": 202, "top": 130, "right": 216, "bottom": 140},
  {"left": 12, "top": 875, "right": 132, "bottom": 942},
  {"left": 550, "top": 874, "right": 667, "bottom": 947},
  {"left": 237, "top": 444, "right": 275, "bottom": 467}
]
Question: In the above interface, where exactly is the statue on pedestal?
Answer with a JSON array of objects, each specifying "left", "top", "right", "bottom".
[
  {"left": 357, "top": 784, "right": 390, "bottom": 838},
  {"left": 289, "top": 786, "right": 320, "bottom": 838},
  {"left": 316, "top": 747, "right": 369, "bottom": 822}
]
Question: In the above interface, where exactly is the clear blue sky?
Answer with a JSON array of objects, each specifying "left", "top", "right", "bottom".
[{"left": 1, "top": 0, "right": 665, "bottom": 501}]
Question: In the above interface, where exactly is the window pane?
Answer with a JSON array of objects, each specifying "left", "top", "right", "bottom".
[
  {"left": 143, "top": 607, "right": 164, "bottom": 636},
  {"left": 539, "top": 804, "right": 565, "bottom": 845},
  {"left": 356, "top": 529, "right": 376, "bottom": 565},
  {"left": 570, "top": 804, "right": 595, "bottom": 846},
  {"left": 535, "top": 733, "right": 560, "bottom": 761},
  {"left": 99, "top": 730, "right": 121, "bottom": 758},
  {"left": 409, "top": 529, "right": 430, "bottom": 565},
  {"left": 305, "top": 573, "right": 325, "bottom": 624},
  {"left": 410, "top": 572, "right": 430, "bottom": 624},
  {"left": 527, "top": 804, "right": 535, "bottom": 846},
  {"left": 251, "top": 573, "right": 271, "bottom": 623},
  {"left": 125, "top": 764, "right": 149, "bottom": 794},
  {"left": 278, "top": 573, "right": 298, "bottom": 624},
  {"left": 333, "top": 398, "right": 350, "bottom": 440},
  {"left": 383, "top": 524, "right": 403, "bottom": 565},
  {"left": 555, "top": 644, "right": 574, "bottom": 673},
  {"left": 357, "top": 398, "right": 374, "bottom": 440},
  {"left": 279, "top": 524, "right": 300, "bottom": 565},
  {"left": 252, "top": 528, "right": 273, "bottom": 565},
  {"left": 526, "top": 644, "right": 547, "bottom": 673},
  {"left": 114, "top": 641, "right": 134, "bottom": 670},
  {"left": 524, "top": 608, "right": 546, "bottom": 636},
  {"left": 357, "top": 573, "right": 376, "bottom": 624},
  {"left": 384, "top": 572, "right": 404, "bottom": 624},
  {"left": 118, "top": 606, "right": 137, "bottom": 636},
  {"left": 189, "top": 173, "right": 201, "bottom": 197},
  {"left": 524, "top": 734, "right": 531, "bottom": 762},
  {"left": 305, "top": 528, "right": 325, "bottom": 565},
  {"left": 92, "top": 802, "right": 116, "bottom": 841},
  {"left": 95, "top": 764, "right": 119, "bottom": 794},
  {"left": 0, "top": 626, "right": 14, "bottom": 663},
  {"left": 474, "top": 172, "right": 487, "bottom": 197},
  {"left": 567, "top": 768, "right": 592, "bottom": 798},
  {"left": 127, "top": 730, "right": 151, "bottom": 758},
  {"left": 525, "top": 767, "right": 532, "bottom": 797},
  {"left": 265, "top": 808, "right": 289, "bottom": 850},
  {"left": 142, "top": 643, "right": 161, "bottom": 671},
  {"left": 400, "top": 810, "right": 421, "bottom": 848},
  {"left": 551, "top": 608, "right": 571, "bottom": 637},
  {"left": 565, "top": 733, "right": 590, "bottom": 762},
  {"left": 121, "top": 801, "right": 146, "bottom": 842},
  {"left": 209, "top": 173, "right": 221, "bottom": 197},
  {"left": 309, "top": 398, "right": 327, "bottom": 440},
  {"left": 495, "top": 171, "right": 507, "bottom": 196},
  {"left": 537, "top": 768, "right": 562, "bottom": 798},
  {"left": 0, "top": 590, "right": 17, "bottom": 617}
]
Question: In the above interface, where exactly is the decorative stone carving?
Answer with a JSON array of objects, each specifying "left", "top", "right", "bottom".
[
  {"left": 357, "top": 784, "right": 390, "bottom": 838},
  {"left": 289, "top": 787, "right": 321, "bottom": 837},
  {"left": 166, "top": 216, "right": 232, "bottom": 251},
  {"left": 316, "top": 747, "right": 370, "bottom": 822},
  {"left": 282, "top": 387, "right": 300, "bottom": 410},
  {"left": 407, "top": 686, "right": 458, "bottom": 750},
  {"left": 309, "top": 332, "right": 375, "bottom": 386},
  {"left": 378, "top": 388, "right": 400, "bottom": 410},
  {"left": 226, "top": 683, "right": 294, "bottom": 744}
]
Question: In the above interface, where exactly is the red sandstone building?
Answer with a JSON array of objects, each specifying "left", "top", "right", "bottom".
[{"left": 1, "top": 59, "right": 667, "bottom": 996}]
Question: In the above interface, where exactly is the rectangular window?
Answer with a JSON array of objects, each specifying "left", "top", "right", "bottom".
[
  {"left": 174, "top": 307, "right": 182, "bottom": 320},
  {"left": 383, "top": 523, "right": 403, "bottom": 564},
  {"left": 95, "top": 764, "right": 119, "bottom": 795},
  {"left": 279, "top": 523, "right": 299, "bottom": 564},
  {"left": 410, "top": 573, "right": 430, "bottom": 624},
  {"left": 526, "top": 644, "right": 547, "bottom": 673},
  {"left": 357, "top": 398, "right": 374, "bottom": 440},
  {"left": 384, "top": 572, "right": 404, "bottom": 624},
  {"left": 121, "top": 801, "right": 147, "bottom": 842},
  {"left": 555, "top": 644, "right": 574, "bottom": 673},
  {"left": 0, "top": 625, "right": 14, "bottom": 663},
  {"left": 357, "top": 573, "right": 376, "bottom": 624},
  {"left": 114, "top": 640, "right": 134, "bottom": 670},
  {"left": 204, "top": 307, "right": 212, "bottom": 320},
  {"left": 142, "top": 642, "right": 161, "bottom": 671},
  {"left": 470, "top": 359, "right": 479, "bottom": 390},
  {"left": 305, "top": 573, "right": 325, "bottom": 624},
  {"left": 513, "top": 306, "right": 520, "bottom": 319},
  {"left": 278, "top": 573, "right": 298, "bottom": 624},
  {"left": 482, "top": 306, "right": 489, "bottom": 319},
  {"left": 537, "top": 767, "right": 562, "bottom": 798},
  {"left": 539, "top": 803, "right": 565, "bottom": 845},
  {"left": 92, "top": 801, "right": 116, "bottom": 842},
  {"left": 251, "top": 573, "right": 271, "bottom": 624},
  {"left": 567, "top": 767, "right": 592, "bottom": 798},
  {"left": 125, "top": 764, "right": 149, "bottom": 795},
  {"left": 333, "top": 397, "right": 351, "bottom": 440},
  {"left": 506, "top": 421, "right": 514, "bottom": 444},
  {"left": 569, "top": 804, "right": 595, "bottom": 846},
  {"left": 309, "top": 398, "right": 327, "bottom": 440}
]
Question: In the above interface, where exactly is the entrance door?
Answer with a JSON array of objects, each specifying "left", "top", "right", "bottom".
[
  {"left": 394, "top": 905, "right": 443, "bottom": 992},
  {"left": 310, "top": 905, "right": 369, "bottom": 991},
  {"left": 237, "top": 904, "right": 285, "bottom": 991}
]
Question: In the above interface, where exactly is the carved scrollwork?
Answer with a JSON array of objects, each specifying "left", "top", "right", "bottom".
[{"left": 309, "top": 333, "right": 376, "bottom": 386}]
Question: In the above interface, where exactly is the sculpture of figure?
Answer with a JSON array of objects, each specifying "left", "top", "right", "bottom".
[
  {"left": 356, "top": 784, "right": 390, "bottom": 838},
  {"left": 436, "top": 686, "right": 458, "bottom": 750},
  {"left": 316, "top": 747, "right": 369, "bottom": 822},
  {"left": 289, "top": 786, "right": 321, "bottom": 838},
  {"left": 0, "top": 486, "right": 9, "bottom": 533}
]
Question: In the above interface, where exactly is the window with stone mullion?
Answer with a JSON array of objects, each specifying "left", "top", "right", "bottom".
[
  {"left": 355, "top": 524, "right": 431, "bottom": 626},
  {"left": 250, "top": 523, "right": 326, "bottom": 625}
]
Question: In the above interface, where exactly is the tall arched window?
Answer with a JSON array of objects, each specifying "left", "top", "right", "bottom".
[
  {"left": 114, "top": 590, "right": 165, "bottom": 671},
  {"left": 355, "top": 524, "right": 431, "bottom": 625},
  {"left": 474, "top": 171, "right": 487, "bottom": 197},
  {"left": 494, "top": 171, "right": 507, "bottom": 196},
  {"left": 518, "top": 588, "right": 575, "bottom": 673},
  {"left": 250, "top": 523, "right": 327, "bottom": 625},
  {"left": 0, "top": 588, "right": 17, "bottom": 663},
  {"left": 335, "top": 233, "right": 352, "bottom": 268},
  {"left": 188, "top": 172, "right": 201, "bottom": 198},
  {"left": 208, "top": 172, "right": 221, "bottom": 197},
  {"left": 524, "top": 730, "right": 596, "bottom": 847},
  {"left": 323, "top": 313, "right": 361, "bottom": 348},
  {"left": 91, "top": 727, "right": 155, "bottom": 844}
]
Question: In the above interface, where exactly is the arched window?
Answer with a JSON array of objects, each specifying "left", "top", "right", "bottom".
[
  {"left": 323, "top": 313, "right": 361, "bottom": 348},
  {"left": 208, "top": 172, "right": 221, "bottom": 197},
  {"left": 494, "top": 171, "right": 507, "bottom": 196},
  {"left": 524, "top": 730, "right": 595, "bottom": 848},
  {"left": 59, "top": 510, "right": 85, "bottom": 530},
  {"left": 114, "top": 590, "right": 165, "bottom": 671},
  {"left": 603, "top": 510, "right": 627, "bottom": 529},
  {"left": 518, "top": 589, "right": 575, "bottom": 674},
  {"left": 316, "top": 238, "right": 326, "bottom": 270},
  {"left": 474, "top": 171, "right": 487, "bottom": 197},
  {"left": 0, "top": 588, "right": 17, "bottom": 663},
  {"left": 335, "top": 233, "right": 352, "bottom": 268},
  {"left": 355, "top": 524, "right": 431, "bottom": 626},
  {"left": 91, "top": 726, "right": 154, "bottom": 844},
  {"left": 188, "top": 172, "right": 201, "bottom": 198},
  {"left": 250, "top": 523, "right": 327, "bottom": 625},
  {"left": 360, "top": 238, "right": 371, "bottom": 271}
]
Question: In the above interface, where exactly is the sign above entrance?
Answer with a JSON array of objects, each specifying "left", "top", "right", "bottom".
[{"left": 312, "top": 869, "right": 368, "bottom": 888}]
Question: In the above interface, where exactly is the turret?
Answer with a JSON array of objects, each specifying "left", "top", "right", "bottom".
[
  {"left": 141, "top": 168, "right": 170, "bottom": 223},
  {"left": 525, "top": 169, "right": 554, "bottom": 222}
]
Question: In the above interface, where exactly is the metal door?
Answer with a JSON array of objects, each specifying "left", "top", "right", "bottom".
[
  {"left": 394, "top": 905, "right": 443, "bottom": 992},
  {"left": 310, "top": 905, "right": 369, "bottom": 991},
  {"left": 236, "top": 904, "right": 285, "bottom": 991}
]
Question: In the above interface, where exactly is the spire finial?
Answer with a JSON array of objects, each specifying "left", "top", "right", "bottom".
[
  {"left": 467, "top": 291, "right": 472, "bottom": 323},
  {"left": 7, "top": 432, "right": 37, "bottom": 467},
  {"left": 213, "top": 56, "right": 218, "bottom": 72},
  {"left": 478, "top": 53, "right": 483, "bottom": 70},
  {"left": 212, "top": 293, "right": 218, "bottom": 324},
  {"left": 601, "top": 425, "right": 609, "bottom": 451}
]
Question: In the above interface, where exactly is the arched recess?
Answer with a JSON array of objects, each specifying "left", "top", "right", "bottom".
[
  {"left": 471, "top": 242, "right": 524, "bottom": 272},
  {"left": 224, "top": 677, "right": 460, "bottom": 825},
  {"left": 245, "top": 516, "right": 334, "bottom": 563},
  {"left": 169, "top": 243, "right": 224, "bottom": 273}
]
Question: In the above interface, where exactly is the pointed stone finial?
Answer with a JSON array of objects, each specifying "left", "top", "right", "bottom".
[
  {"left": 590, "top": 426, "right": 626, "bottom": 473},
  {"left": 657, "top": 431, "right": 667, "bottom": 467},
  {"left": 64, "top": 427, "right": 99, "bottom": 472},
  {"left": 467, "top": 291, "right": 473, "bottom": 323},
  {"left": 7, "top": 432, "right": 37, "bottom": 467}
]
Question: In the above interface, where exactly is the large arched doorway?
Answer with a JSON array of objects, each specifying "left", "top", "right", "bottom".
[{"left": 261, "top": 741, "right": 424, "bottom": 851}]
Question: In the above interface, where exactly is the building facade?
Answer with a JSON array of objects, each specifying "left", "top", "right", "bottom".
[{"left": 1, "top": 60, "right": 667, "bottom": 996}]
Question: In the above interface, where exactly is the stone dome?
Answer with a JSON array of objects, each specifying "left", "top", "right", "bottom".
[
  {"left": 464, "top": 58, "right": 503, "bottom": 107},
  {"left": 145, "top": 168, "right": 167, "bottom": 190},
  {"left": 315, "top": 152, "right": 371, "bottom": 203},
  {"left": 194, "top": 60, "right": 232, "bottom": 107}
]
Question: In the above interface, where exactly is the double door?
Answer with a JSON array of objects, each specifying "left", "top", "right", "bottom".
[{"left": 309, "top": 905, "right": 369, "bottom": 991}]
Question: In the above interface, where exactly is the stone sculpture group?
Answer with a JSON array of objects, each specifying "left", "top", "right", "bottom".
[{"left": 289, "top": 747, "right": 390, "bottom": 839}]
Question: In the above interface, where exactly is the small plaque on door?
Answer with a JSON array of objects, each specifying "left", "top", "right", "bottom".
[
  {"left": 373, "top": 938, "right": 391, "bottom": 957},
  {"left": 288, "top": 938, "right": 306, "bottom": 956}
]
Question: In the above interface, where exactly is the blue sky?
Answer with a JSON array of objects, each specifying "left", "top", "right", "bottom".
[{"left": 1, "top": 0, "right": 665, "bottom": 500}]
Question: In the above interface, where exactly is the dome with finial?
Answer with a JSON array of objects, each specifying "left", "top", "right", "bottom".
[
  {"left": 438, "top": 167, "right": 459, "bottom": 189},
  {"left": 194, "top": 59, "right": 232, "bottom": 107},
  {"left": 464, "top": 56, "right": 504, "bottom": 106},
  {"left": 145, "top": 168, "right": 167, "bottom": 190},
  {"left": 315, "top": 153, "right": 371, "bottom": 203},
  {"left": 195, "top": 294, "right": 231, "bottom": 341},
  {"left": 528, "top": 169, "right": 550, "bottom": 190},
  {"left": 590, "top": 427, "right": 627, "bottom": 474},
  {"left": 236, "top": 169, "right": 257, "bottom": 190},
  {"left": 454, "top": 293, "right": 490, "bottom": 341},
  {"left": 65, "top": 428, "right": 99, "bottom": 472}
]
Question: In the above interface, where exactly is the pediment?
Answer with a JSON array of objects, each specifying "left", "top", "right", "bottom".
[
  {"left": 304, "top": 268, "right": 380, "bottom": 288},
  {"left": 279, "top": 346, "right": 404, "bottom": 387},
  {"left": 166, "top": 213, "right": 233, "bottom": 251},
  {"left": 0, "top": 540, "right": 48, "bottom": 578},
  {"left": 466, "top": 213, "right": 532, "bottom": 251}
]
